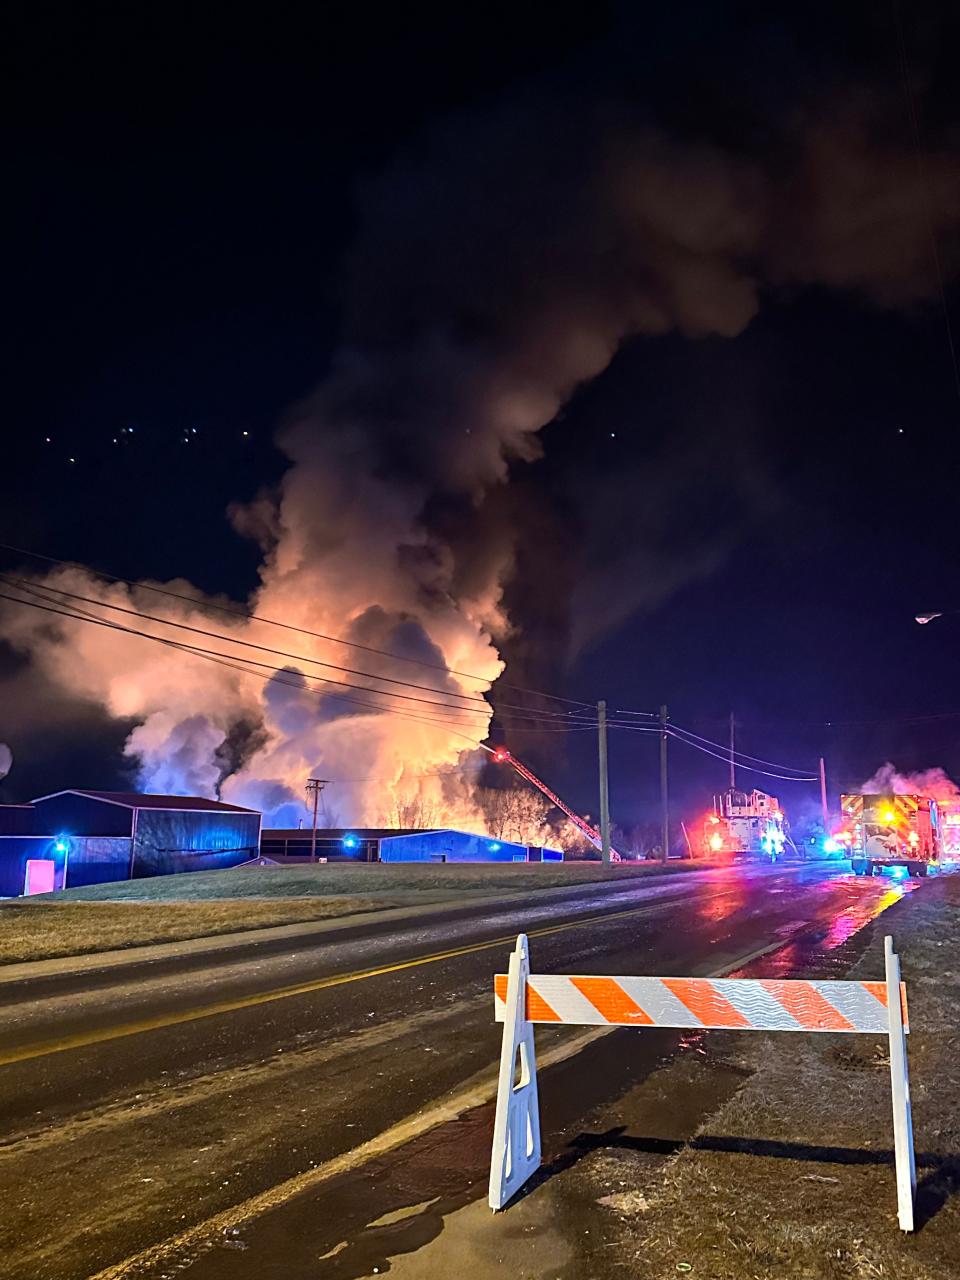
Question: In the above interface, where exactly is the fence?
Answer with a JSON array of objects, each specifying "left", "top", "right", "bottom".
[{"left": 489, "top": 933, "right": 915, "bottom": 1230}]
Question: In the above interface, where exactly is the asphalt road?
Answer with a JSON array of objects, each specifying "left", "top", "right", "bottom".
[{"left": 0, "top": 860, "right": 920, "bottom": 1280}]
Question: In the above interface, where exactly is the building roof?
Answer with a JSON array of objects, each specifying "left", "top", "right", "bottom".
[{"left": 31, "top": 789, "right": 260, "bottom": 815}]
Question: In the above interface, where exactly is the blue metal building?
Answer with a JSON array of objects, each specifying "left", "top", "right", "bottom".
[
  {"left": 259, "top": 826, "right": 563, "bottom": 864},
  {"left": 0, "top": 790, "right": 261, "bottom": 896}
]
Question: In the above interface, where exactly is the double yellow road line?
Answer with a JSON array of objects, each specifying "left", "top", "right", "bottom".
[{"left": 0, "top": 898, "right": 678, "bottom": 1067}]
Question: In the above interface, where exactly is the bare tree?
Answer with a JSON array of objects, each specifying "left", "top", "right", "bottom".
[
  {"left": 391, "top": 791, "right": 444, "bottom": 829},
  {"left": 478, "top": 785, "right": 552, "bottom": 844},
  {"left": 478, "top": 787, "right": 512, "bottom": 839}
]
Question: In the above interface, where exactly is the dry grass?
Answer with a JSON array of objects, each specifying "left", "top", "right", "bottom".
[
  {"left": 0, "top": 858, "right": 717, "bottom": 965},
  {"left": 0, "top": 894, "right": 436, "bottom": 964},
  {"left": 49, "top": 857, "right": 708, "bottom": 902},
  {"left": 633, "top": 874, "right": 960, "bottom": 1279}
]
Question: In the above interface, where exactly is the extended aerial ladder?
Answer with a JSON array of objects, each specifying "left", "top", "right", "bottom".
[{"left": 490, "top": 747, "right": 623, "bottom": 861}]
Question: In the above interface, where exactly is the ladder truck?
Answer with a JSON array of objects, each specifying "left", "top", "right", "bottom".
[
  {"left": 490, "top": 747, "right": 623, "bottom": 861},
  {"left": 700, "top": 788, "right": 792, "bottom": 861}
]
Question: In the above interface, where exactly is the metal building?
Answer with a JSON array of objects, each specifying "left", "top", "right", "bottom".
[
  {"left": 259, "top": 826, "right": 563, "bottom": 864},
  {"left": 0, "top": 790, "right": 261, "bottom": 896}
]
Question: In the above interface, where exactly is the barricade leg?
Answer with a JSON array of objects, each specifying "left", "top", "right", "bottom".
[
  {"left": 489, "top": 933, "right": 541, "bottom": 1210},
  {"left": 884, "top": 935, "right": 916, "bottom": 1231}
]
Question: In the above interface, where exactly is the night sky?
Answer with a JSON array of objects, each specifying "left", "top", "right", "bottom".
[{"left": 5, "top": 2, "right": 960, "bottom": 834}]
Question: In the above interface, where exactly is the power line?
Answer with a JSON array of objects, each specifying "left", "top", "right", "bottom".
[
  {"left": 5, "top": 576, "right": 601, "bottom": 729},
  {"left": 0, "top": 588, "right": 601, "bottom": 739},
  {"left": 606, "top": 716, "right": 819, "bottom": 777},
  {"left": 664, "top": 730, "right": 818, "bottom": 782},
  {"left": 2, "top": 577, "right": 492, "bottom": 718},
  {"left": 0, "top": 540, "right": 593, "bottom": 708},
  {"left": 0, "top": 572, "right": 501, "bottom": 712},
  {"left": 605, "top": 721, "right": 818, "bottom": 782},
  {"left": 665, "top": 723, "right": 818, "bottom": 776},
  {"left": 0, "top": 587, "right": 497, "bottom": 743}
]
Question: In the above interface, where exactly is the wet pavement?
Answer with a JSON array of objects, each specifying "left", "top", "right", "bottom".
[{"left": 0, "top": 860, "right": 924, "bottom": 1279}]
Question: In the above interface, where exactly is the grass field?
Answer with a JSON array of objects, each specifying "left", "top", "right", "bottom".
[
  {"left": 0, "top": 859, "right": 708, "bottom": 964},
  {"left": 0, "top": 896, "right": 420, "bottom": 964},
  {"left": 50, "top": 858, "right": 703, "bottom": 901}
]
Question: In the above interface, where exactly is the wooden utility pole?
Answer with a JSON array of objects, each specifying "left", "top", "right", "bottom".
[
  {"left": 659, "top": 704, "right": 669, "bottom": 863},
  {"left": 819, "top": 757, "right": 829, "bottom": 833},
  {"left": 305, "top": 778, "right": 330, "bottom": 862},
  {"left": 598, "top": 700, "right": 611, "bottom": 864}
]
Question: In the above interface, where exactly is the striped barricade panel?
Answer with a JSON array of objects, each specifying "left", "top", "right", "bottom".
[{"left": 494, "top": 973, "right": 909, "bottom": 1034}]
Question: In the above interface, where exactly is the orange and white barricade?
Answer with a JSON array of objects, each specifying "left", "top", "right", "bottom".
[{"left": 489, "top": 933, "right": 916, "bottom": 1230}]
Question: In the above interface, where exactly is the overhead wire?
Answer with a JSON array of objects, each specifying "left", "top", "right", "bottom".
[
  {"left": 3, "top": 576, "right": 604, "bottom": 730},
  {"left": 606, "top": 715, "right": 819, "bottom": 777},
  {"left": 2, "top": 578, "right": 492, "bottom": 718},
  {"left": 0, "top": 587, "right": 601, "bottom": 740},
  {"left": 0, "top": 572, "right": 508, "bottom": 713},
  {"left": 4, "top": 578, "right": 945, "bottom": 765},
  {"left": 9, "top": 548, "right": 941, "bottom": 760},
  {"left": 0, "top": 541, "right": 593, "bottom": 707},
  {"left": 664, "top": 730, "right": 818, "bottom": 782},
  {"left": 665, "top": 722, "right": 819, "bottom": 776},
  {"left": 0, "top": 587, "right": 506, "bottom": 750}
]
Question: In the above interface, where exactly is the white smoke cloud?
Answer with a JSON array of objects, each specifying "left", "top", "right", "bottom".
[
  {"left": 1, "top": 91, "right": 958, "bottom": 827},
  {"left": 859, "top": 762, "right": 960, "bottom": 801}
]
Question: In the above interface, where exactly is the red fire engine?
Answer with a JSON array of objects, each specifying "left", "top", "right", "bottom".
[{"left": 939, "top": 796, "right": 960, "bottom": 860}]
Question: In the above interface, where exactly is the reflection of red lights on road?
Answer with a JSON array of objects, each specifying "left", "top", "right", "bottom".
[
  {"left": 727, "top": 878, "right": 918, "bottom": 979},
  {"left": 821, "top": 883, "right": 911, "bottom": 950}
]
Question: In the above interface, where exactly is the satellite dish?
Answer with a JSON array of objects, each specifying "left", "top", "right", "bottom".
[{"left": 0, "top": 744, "right": 12, "bottom": 782}]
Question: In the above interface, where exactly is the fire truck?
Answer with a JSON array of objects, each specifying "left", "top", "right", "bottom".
[
  {"left": 838, "top": 793, "right": 941, "bottom": 877},
  {"left": 701, "top": 788, "right": 792, "bottom": 861},
  {"left": 939, "top": 796, "right": 960, "bottom": 861}
]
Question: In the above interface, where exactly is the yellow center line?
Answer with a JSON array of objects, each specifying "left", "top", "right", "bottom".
[{"left": 0, "top": 898, "right": 689, "bottom": 1067}]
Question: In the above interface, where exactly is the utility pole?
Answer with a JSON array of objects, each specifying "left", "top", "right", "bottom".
[
  {"left": 305, "top": 778, "right": 330, "bottom": 862},
  {"left": 819, "top": 757, "right": 829, "bottom": 834},
  {"left": 659, "top": 704, "right": 669, "bottom": 863},
  {"left": 598, "top": 700, "right": 611, "bottom": 864},
  {"left": 729, "top": 711, "right": 736, "bottom": 789}
]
